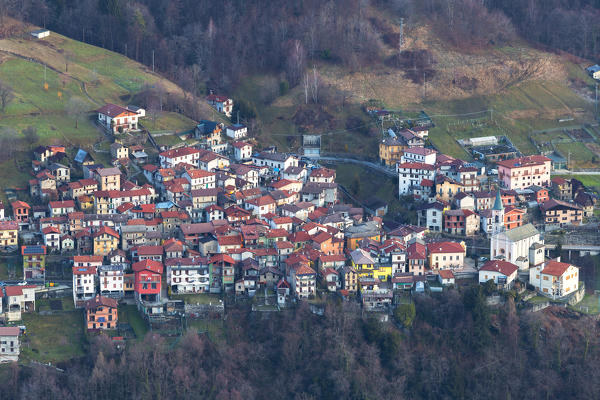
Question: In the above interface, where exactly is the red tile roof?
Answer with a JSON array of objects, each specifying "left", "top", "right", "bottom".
[
  {"left": 427, "top": 241, "right": 465, "bottom": 254},
  {"left": 97, "top": 103, "right": 137, "bottom": 118},
  {"left": 480, "top": 260, "right": 518, "bottom": 276},
  {"left": 72, "top": 265, "right": 97, "bottom": 275},
  {"left": 541, "top": 260, "right": 573, "bottom": 277},
  {"left": 132, "top": 259, "right": 163, "bottom": 274},
  {"left": 496, "top": 155, "right": 551, "bottom": 169}
]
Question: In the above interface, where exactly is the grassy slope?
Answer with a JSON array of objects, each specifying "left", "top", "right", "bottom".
[{"left": 0, "top": 24, "right": 215, "bottom": 190}]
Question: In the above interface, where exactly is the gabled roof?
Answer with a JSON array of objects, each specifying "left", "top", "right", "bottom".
[
  {"left": 132, "top": 259, "right": 163, "bottom": 274},
  {"left": 480, "top": 260, "right": 518, "bottom": 276},
  {"left": 541, "top": 260, "right": 574, "bottom": 277},
  {"left": 427, "top": 241, "right": 465, "bottom": 254},
  {"left": 85, "top": 295, "right": 118, "bottom": 310},
  {"left": 97, "top": 103, "right": 137, "bottom": 117},
  {"left": 93, "top": 226, "right": 120, "bottom": 239},
  {"left": 501, "top": 223, "right": 539, "bottom": 242},
  {"left": 496, "top": 155, "right": 551, "bottom": 169}
]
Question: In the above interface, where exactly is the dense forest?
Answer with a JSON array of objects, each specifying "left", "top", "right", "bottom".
[
  {"left": 2, "top": 288, "right": 600, "bottom": 400},
  {"left": 3, "top": 0, "right": 599, "bottom": 95}
]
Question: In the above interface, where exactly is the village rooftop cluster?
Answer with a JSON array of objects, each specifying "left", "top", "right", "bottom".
[{"left": 0, "top": 96, "right": 596, "bottom": 363}]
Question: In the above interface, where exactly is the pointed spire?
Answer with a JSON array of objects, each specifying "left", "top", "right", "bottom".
[{"left": 493, "top": 187, "right": 503, "bottom": 211}]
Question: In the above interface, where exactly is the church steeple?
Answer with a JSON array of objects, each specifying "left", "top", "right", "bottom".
[
  {"left": 490, "top": 186, "right": 505, "bottom": 235},
  {"left": 493, "top": 188, "right": 503, "bottom": 211}
]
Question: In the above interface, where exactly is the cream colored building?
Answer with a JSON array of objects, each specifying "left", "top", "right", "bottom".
[{"left": 529, "top": 260, "right": 579, "bottom": 299}]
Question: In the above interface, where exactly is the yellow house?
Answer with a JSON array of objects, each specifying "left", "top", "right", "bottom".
[
  {"left": 379, "top": 138, "right": 405, "bottom": 167},
  {"left": 345, "top": 221, "right": 381, "bottom": 250},
  {"left": 350, "top": 248, "right": 392, "bottom": 282},
  {"left": 93, "top": 226, "right": 120, "bottom": 256},
  {"left": 0, "top": 221, "right": 18, "bottom": 247},
  {"left": 435, "top": 175, "right": 463, "bottom": 202},
  {"left": 77, "top": 195, "right": 94, "bottom": 211}
]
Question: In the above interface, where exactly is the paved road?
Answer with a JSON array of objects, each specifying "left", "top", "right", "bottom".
[
  {"left": 552, "top": 169, "right": 600, "bottom": 175},
  {"left": 315, "top": 156, "right": 398, "bottom": 178}
]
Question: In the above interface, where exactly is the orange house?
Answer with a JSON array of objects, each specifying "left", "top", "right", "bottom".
[
  {"left": 11, "top": 201, "right": 31, "bottom": 223},
  {"left": 504, "top": 206, "right": 526, "bottom": 230},
  {"left": 85, "top": 295, "right": 118, "bottom": 331},
  {"left": 311, "top": 231, "right": 344, "bottom": 256}
]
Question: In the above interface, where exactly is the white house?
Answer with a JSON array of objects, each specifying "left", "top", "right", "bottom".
[
  {"left": 529, "top": 260, "right": 579, "bottom": 299},
  {"left": 232, "top": 141, "right": 253, "bottom": 161},
  {"left": 166, "top": 257, "right": 210, "bottom": 293},
  {"left": 397, "top": 162, "right": 436, "bottom": 196},
  {"left": 159, "top": 147, "right": 201, "bottom": 169},
  {"left": 30, "top": 29, "right": 50, "bottom": 39},
  {"left": 226, "top": 124, "right": 248, "bottom": 139},
  {"left": 438, "top": 269, "right": 455, "bottom": 286},
  {"left": 400, "top": 147, "right": 437, "bottom": 165},
  {"left": 72, "top": 266, "right": 97, "bottom": 306},
  {"left": 183, "top": 169, "right": 216, "bottom": 190},
  {"left": 0, "top": 327, "right": 21, "bottom": 363},
  {"left": 490, "top": 223, "right": 543, "bottom": 269},
  {"left": 97, "top": 104, "right": 140, "bottom": 134},
  {"left": 206, "top": 94, "right": 233, "bottom": 117},
  {"left": 98, "top": 264, "right": 124, "bottom": 298},
  {"left": 251, "top": 152, "right": 299, "bottom": 173},
  {"left": 478, "top": 259, "right": 519, "bottom": 289}
]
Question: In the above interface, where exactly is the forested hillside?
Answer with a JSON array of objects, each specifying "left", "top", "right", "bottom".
[
  {"left": 2, "top": 290, "right": 599, "bottom": 400},
  {"left": 4, "top": 0, "right": 599, "bottom": 95}
]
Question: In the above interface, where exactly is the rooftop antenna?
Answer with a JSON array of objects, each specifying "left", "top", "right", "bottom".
[{"left": 237, "top": 110, "right": 240, "bottom": 125}]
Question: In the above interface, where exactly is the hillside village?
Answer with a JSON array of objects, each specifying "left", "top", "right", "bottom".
[{"left": 0, "top": 48, "right": 598, "bottom": 362}]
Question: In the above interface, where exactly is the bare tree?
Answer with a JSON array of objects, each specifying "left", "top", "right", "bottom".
[
  {"left": 310, "top": 66, "right": 320, "bottom": 104},
  {"left": 303, "top": 73, "right": 309, "bottom": 105},
  {"left": 285, "top": 40, "right": 306, "bottom": 87},
  {"left": 67, "top": 97, "right": 89, "bottom": 129},
  {"left": 0, "top": 80, "right": 14, "bottom": 113}
]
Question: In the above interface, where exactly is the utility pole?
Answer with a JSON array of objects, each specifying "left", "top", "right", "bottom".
[
  {"left": 398, "top": 18, "right": 405, "bottom": 53},
  {"left": 568, "top": 151, "right": 571, "bottom": 170},
  {"left": 595, "top": 83, "right": 598, "bottom": 116},
  {"left": 152, "top": 50, "right": 155, "bottom": 72}
]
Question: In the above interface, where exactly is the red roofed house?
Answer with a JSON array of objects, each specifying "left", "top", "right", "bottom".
[
  {"left": 504, "top": 206, "right": 526, "bottom": 230},
  {"left": 42, "top": 226, "right": 61, "bottom": 251},
  {"left": 11, "top": 200, "right": 31, "bottom": 223},
  {"left": 210, "top": 254, "right": 236, "bottom": 293},
  {"left": 438, "top": 269, "right": 456, "bottom": 286},
  {"left": 529, "top": 260, "right": 579, "bottom": 299},
  {"left": 322, "top": 267, "right": 340, "bottom": 291},
  {"left": 290, "top": 264, "right": 316, "bottom": 299},
  {"left": 478, "top": 260, "right": 519, "bottom": 289},
  {"left": 72, "top": 265, "right": 97, "bottom": 306},
  {"left": 159, "top": 147, "right": 202, "bottom": 169},
  {"left": 85, "top": 295, "right": 118, "bottom": 331},
  {"left": 4, "top": 285, "right": 36, "bottom": 322},
  {"left": 97, "top": 103, "right": 139, "bottom": 134},
  {"left": 427, "top": 241, "right": 466, "bottom": 270},
  {"left": 232, "top": 141, "right": 253, "bottom": 161},
  {"left": 497, "top": 155, "right": 552, "bottom": 189},
  {"left": 133, "top": 260, "right": 163, "bottom": 303},
  {"left": 206, "top": 93, "right": 233, "bottom": 117},
  {"left": 443, "top": 209, "right": 480, "bottom": 236},
  {"left": 406, "top": 242, "right": 426, "bottom": 275},
  {"left": 49, "top": 200, "right": 76, "bottom": 217}
]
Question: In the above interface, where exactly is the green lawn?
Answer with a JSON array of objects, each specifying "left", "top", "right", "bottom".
[
  {"left": 186, "top": 318, "right": 226, "bottom": 343},
  {"left": 570, "top": 293, "right": 600, "bottom": 315},
  {"left": 141, "top": 111, "right": 197, "bottom": 134},
  {"left": 555, "top": 142, "right": 599, "bottom": 167},
  {"left": 118, "top": 304, "right": 148, "bottom": 340},
  {"left": 0, "top": 58, "right": 92, "bottom": 116},
  {"left": 170, "top": 293, "right": 223, "bottom": 305},
  {"left": 20, "top": 310, "right": 87, "bottom": 363},
  {"left": 527, "top": 295, "right": 550, "bottom": 305}
]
